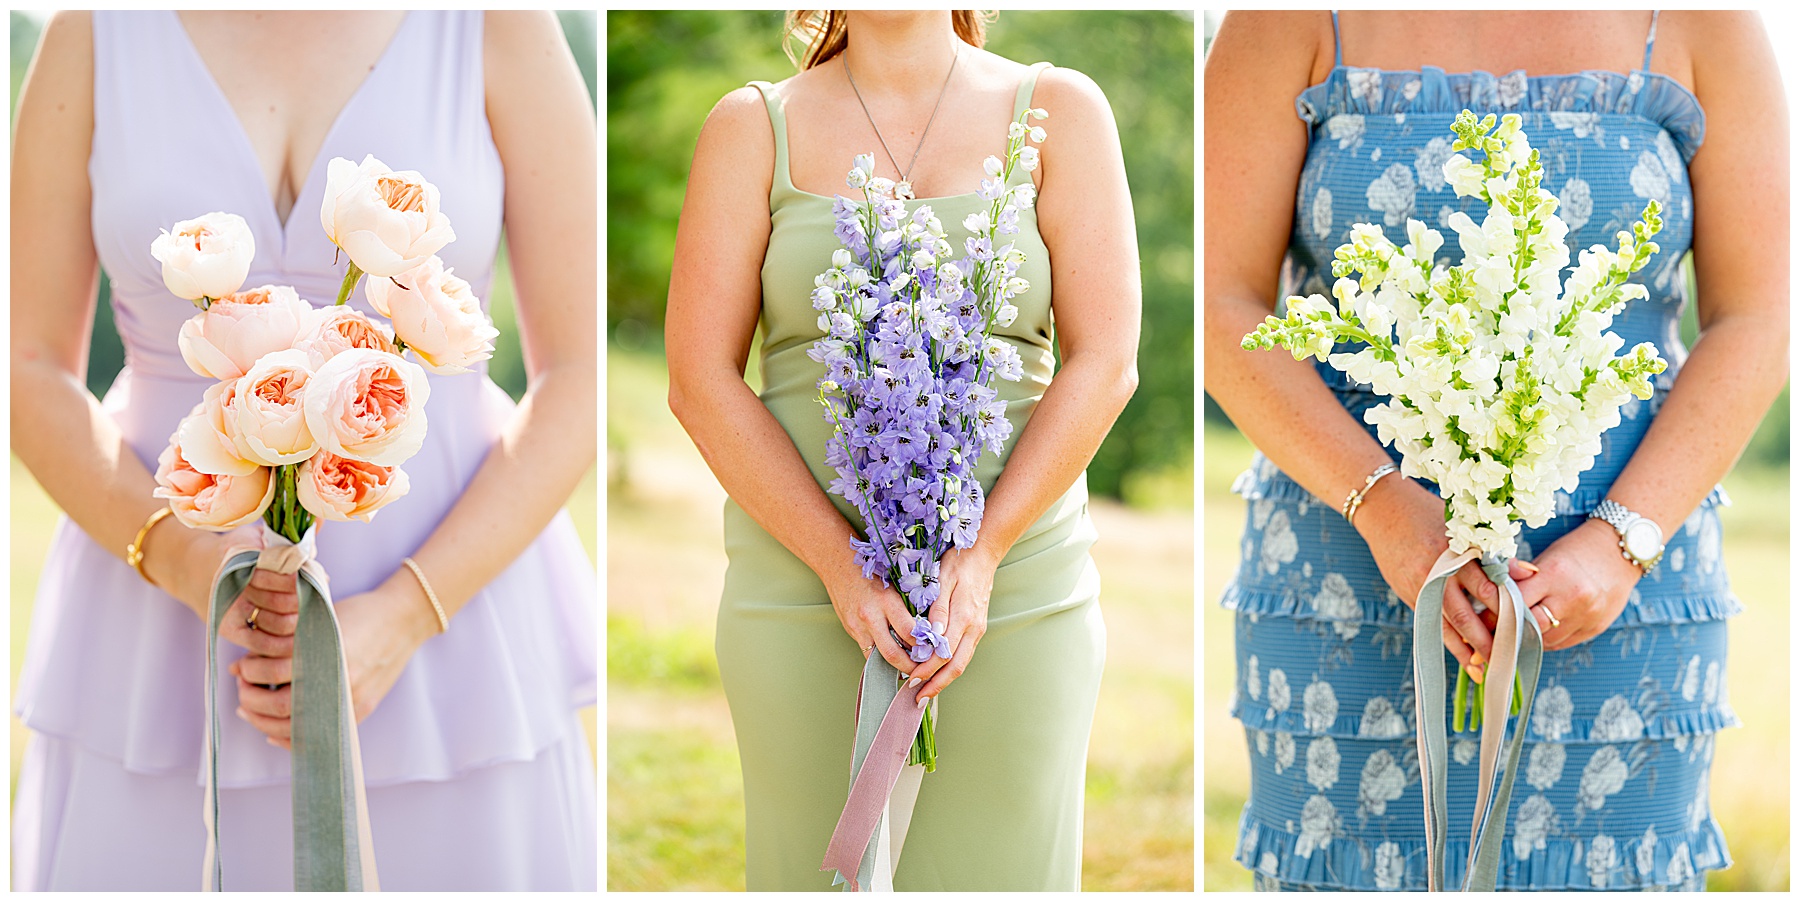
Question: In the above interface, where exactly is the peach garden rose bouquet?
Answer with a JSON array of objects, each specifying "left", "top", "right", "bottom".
[{"left": 148, "top": 156, "right": 496, "bottom": 891}]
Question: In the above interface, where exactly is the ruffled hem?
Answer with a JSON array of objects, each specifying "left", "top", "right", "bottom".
[
  {"left": 1228, "top": 688, "right": 1740, "bottom": 743},
  {"left": 1233, "top": 806, "right": 1732, "bottom": 890},
  {"left": 1295, "top": 64, "right": 1705, "bottom": 163}
]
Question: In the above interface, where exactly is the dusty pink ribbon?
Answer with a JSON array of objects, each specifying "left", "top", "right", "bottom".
[{"left": 819, "top": 681, "right": 926, "bottom": 891}]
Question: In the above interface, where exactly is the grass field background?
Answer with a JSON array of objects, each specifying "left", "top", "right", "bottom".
[
  {"left": 1201, "top": 425, "right": 1790, "bottom": 891},
  {"left": 10, "top": 458, "right": 599, "bottom": 804},
  {"left": 606, "top": 342, "right": 1196, "bottom": 890}
]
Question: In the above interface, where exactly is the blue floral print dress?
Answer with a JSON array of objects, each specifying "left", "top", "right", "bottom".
[{"left": 1225, "top": 13, "right": 1737, "bottom": 892}]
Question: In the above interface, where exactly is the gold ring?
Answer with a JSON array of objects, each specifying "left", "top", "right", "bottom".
[
  {"left": 1538, "top": 605, "right": 1561, "bottom": 629},
  {"left": 246, "top": 606, "right": 261, "bottom": 632}
]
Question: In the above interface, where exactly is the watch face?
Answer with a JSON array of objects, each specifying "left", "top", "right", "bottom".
[{"left": 1624, "top": 521, "right": 1662, "bottom": 560}]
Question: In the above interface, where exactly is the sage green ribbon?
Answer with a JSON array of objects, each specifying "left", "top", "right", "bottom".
[
  {"left": 202, "top": 525, "right": 380, "bottom": 891},
  {"left": 1411, "top": 549, "right": 1543, "bottom": 891}
]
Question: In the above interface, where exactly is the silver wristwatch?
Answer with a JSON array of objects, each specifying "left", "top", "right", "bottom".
[{"left": 1589, "top": 499, "right": 1665, "bottom": 571}]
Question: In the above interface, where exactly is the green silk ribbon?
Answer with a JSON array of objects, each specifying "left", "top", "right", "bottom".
[
  {"left": 1412, "top": 549, "right": 1544, "bottom": 891},
  {"left": 203, "top": 526, "right": 380, "bottom": 891}
]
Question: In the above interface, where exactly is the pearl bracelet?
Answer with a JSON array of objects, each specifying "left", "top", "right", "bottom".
[{"left": 1342, "top": 462, "right": 1400, "bottom": 525}]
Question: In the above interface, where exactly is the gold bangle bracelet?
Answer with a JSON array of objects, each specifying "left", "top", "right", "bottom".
[
  {"left": 126, "top": 507, "right": 175, "bottom": 587},
  {"left": 401, "top": 557, "right": 450, "bottom": 634}
]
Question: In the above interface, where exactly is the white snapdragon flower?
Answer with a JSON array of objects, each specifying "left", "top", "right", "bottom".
[
  {"left": 1245, "top": 111, "right": 1667, "bottom": 558},
  {"left": 1443, "top": 154, "right": 1488, "bottom": 198}
]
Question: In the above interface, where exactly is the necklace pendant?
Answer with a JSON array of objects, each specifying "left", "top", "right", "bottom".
[{"left": 895, "top": 180, "right": 915, "bottom": 201}]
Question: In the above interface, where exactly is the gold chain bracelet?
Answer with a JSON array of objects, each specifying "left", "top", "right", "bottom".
[{"left": 401, "top": 557, "right": 450, "bottom": 634}]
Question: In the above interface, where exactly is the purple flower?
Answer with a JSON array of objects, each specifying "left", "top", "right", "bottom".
[
  {"left": 909, "top": 616, "right": 952, "bottom": 662},
  {"left": 811, "top": 130, "right": 1037, "bottom": 628}
]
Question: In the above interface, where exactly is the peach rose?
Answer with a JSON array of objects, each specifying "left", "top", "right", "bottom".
[
  {"left": 319, "top": 155, "right": 455, "bottom": 278},
  {"left": 296, "top": 452, "right": 410, "bottom": 523},
  {"left": 365, "top": 255, "right": 498, "bottom": 374},
  {"left": 177, "top": 284, "right": 313, "bottom": 380},
  {"left": 302, "top": 348, "right": 430, "bottom": 467},
  {"left": 227, "top": 349, "right": 318, "bottom": 466},
  {"left": 296, "top": 305, "right": 397, "bottom": 369},
  {"left": 153, "top": 433, "right": 275, "bottom": 532},
  {"left": 173, "top": 382, "right": 260, "bottom": 476},
  {"left": 149, "top": 211, "right": 255, "bottom": 301}
]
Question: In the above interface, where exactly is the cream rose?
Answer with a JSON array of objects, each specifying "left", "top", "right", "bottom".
[
  {"left": 296, "top": 305, "right": 396, "bottom": 369},
  {"left": 302, "top": 348, "right": 430, "bottom": 466},
  {"left": 319, "top": 155, "right": 456, "bottom": 278},
  {"left": 174, "top": 382, "right": 259, "bottom": 476},
  {"left": 149, "top": 211, "right": 255, "bottom": 301},
  {"left": 153, "top": 434, "right": 275, "bottom": 531},
  {"left": 297, "top": 452, "right": 410, "bottom": 522},
  {"left": 365, "top": 256, "right": 498, "bottom": 374},
  {"left": 227, "top": 349, "right": 318, "bottom": 466},
  {"left": 177, "top": 284, "right": 313, "bottom": 380}
]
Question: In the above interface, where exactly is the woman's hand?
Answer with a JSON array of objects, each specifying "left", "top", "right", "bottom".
[
  {"left": 232, "top": 569, "right": 443, "bottom": 748},
  {"left": 1513, "top": 518, "right": 1643, "bottom": 652},
  {"left": 1353, "top": 475, "right": 1517, "bottom": 681},
  {"left": 907, "top": 543, "right": 1001, "bottom": 705},
  {"left": 824, "top": 562, "right": 921, "bottom": 676}
]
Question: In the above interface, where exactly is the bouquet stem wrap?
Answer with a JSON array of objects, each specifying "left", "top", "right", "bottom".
[
  {"left": 202, "top": 524, "right": 379, "bottom": 891},
  {"left": 820, "top": 651, "right": 929, "bottom": 892},
  {"left": 1411, "top": 549, "right": 1544, "bottom": 891}
]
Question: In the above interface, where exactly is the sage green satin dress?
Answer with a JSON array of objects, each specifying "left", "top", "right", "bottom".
[{"left": 715, "top": 64, "right": 1106, "bottom": 891}]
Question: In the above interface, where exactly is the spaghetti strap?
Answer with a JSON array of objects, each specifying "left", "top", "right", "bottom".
[
  {"left": 1012, "top": 61, "right": 1053, "bottom": 119},
  {"left": 1331, "top": 11, "right": 1343, "bottom": 67},
  {"left": 1643, "top": 10, "right": 1661, "bottom": 72},
  {"left": 747, "top": 80, "right": 797, "bottom": 197}
]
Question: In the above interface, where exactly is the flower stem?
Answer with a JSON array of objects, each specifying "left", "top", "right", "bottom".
[
  {"left": 1454, "top": 664, "right": 1468, "bottom": 732},
  {"left": 335, "top": 260, "right": 364, "bottom": 306}
]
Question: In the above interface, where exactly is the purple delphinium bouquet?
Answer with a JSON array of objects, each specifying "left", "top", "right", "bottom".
[{"left": 809, "top": 108, "right": 1047, "bottom": 770}]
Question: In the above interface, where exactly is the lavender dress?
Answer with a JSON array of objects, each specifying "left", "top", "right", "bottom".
[{"left": 11, "top": 11, "right": 596, "bottom": 891}]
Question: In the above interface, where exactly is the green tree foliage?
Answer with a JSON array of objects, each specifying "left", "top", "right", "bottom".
[{"left": 606, "top": 10, "right": 1196, "bottom": 498}]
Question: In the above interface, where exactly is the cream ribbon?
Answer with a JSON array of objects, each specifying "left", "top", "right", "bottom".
[{"left": 1411, "top": 548, "right": 1544, "bottom": 891}]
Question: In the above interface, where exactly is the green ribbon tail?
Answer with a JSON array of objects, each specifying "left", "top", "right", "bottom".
[{"left": 203, "top": 528, "right": 379, "bottom": 891}]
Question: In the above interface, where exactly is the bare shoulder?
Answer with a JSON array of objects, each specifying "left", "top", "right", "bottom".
[
  {"left": 689, "top": 84, "right": 777, "bottom": 204},
  {"left": 1032, "top": 65, "right": 1115, "bottom": 126},
  {"left": 698, "top": 84, "right": 775, "bottom": 155},
  {"left": 32, "top": 10, "right": 94, "bottom": 79},
  {"left": 483, "top": 10, "right": 565, "bottom": 53},
  {"left": 41, "top": 9, "right": 93, "bottom": 46},
  {"left": 1206, "top": 10, "right": 1332, "bottom": 89},
  {"left": 1674, "top": 10, "right": 1777, "bottom": 86},
  {"left": 17, "top": 11, "right": 94, "bottom": 132},
  {"left": 1673, "top": 9, "right": 1768, "bottom": 49}
]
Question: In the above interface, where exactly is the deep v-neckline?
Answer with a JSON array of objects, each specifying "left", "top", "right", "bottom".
[{"left": 168, "top": 11, "right": 414, "bottom": 246}]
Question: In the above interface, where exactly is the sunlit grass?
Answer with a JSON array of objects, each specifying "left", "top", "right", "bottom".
[
  {"left": 1201, "top": 425, "right": 1789, "bottom": 891},
  {"left": 606, "top": 342, "right": 1194, "bottom": 890}
]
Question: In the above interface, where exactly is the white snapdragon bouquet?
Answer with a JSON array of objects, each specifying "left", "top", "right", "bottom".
[
  {"left": 1242, "top": 111, "right": 1670, "bottom": 891},
  {"left": 1244, "top": 111, "right": 1667, "bottom": 559}
]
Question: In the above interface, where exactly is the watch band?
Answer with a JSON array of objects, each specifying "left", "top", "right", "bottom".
[
  {"left": 1588, "top": 499, "right": 1663, "bottom": 571},
  {"left": 1589, "top": 499, "right": 1632, "bottom": 532}
]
